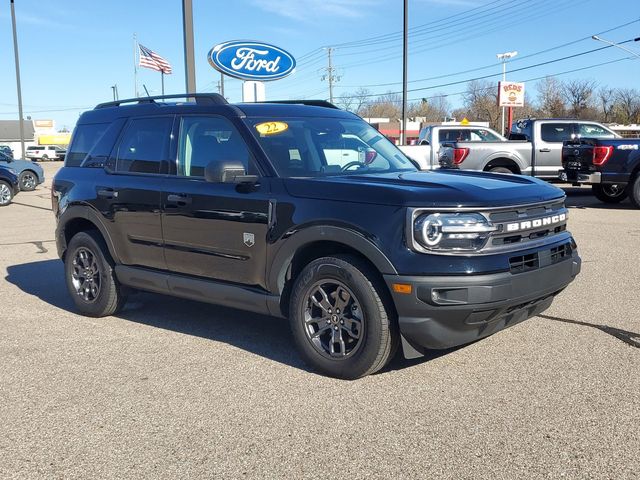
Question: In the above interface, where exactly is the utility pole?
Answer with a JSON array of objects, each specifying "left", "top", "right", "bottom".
[
  {"left": 401, "top": 0, "right": 408, "bottom": 146},
  {"left": 321, "top": 47, "right": 339, "bottom": 104},
  {"left": 182, "top": 0, "right": 196, "bottom": 94},
  {"left": 217, "top": 72, "right": 225, "bottom": 98},
  {"left": 10, "top": 0, "right": 25, "bottom": 158}
]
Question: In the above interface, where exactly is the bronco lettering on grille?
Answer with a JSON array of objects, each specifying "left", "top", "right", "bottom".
[{"left": 505, "top": 213, "right": 566, "bottom": 232}]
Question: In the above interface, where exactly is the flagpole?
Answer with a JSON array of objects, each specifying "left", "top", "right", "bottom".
[
  {"left": 161, "top": 71, "right": 165, "bottom": 96},
  {"left": 133, "top": 33, "right": 139, "bottom": 97}
]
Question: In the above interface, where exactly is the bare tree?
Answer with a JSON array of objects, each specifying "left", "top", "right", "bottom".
[
  {"left": 359, "top": 91, "right": 402, "bottom": 119},
  {"left": 613, "top": 88, "right": 640, "bottom": 124},
  {"left": 462, "top": 80, "right": 500, "bottom": 130},
  {"left": 408, "top": 93, "right": 450, "bottom": 121},
  {"left": 562, "top": 79, "right": 597, "bottom": 118},
  {"left": 352, "top": 87, "right": 372, "bottom": 114},
  {"left": 597, "top": 87, "right": 616, "bottom": 123},
  {"left": 536, "top": 76, "right": 566, "bottom": 117}
]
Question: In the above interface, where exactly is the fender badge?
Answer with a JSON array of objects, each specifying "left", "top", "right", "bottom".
[{"left": 243, "top": 232, "right": 255, "bottom": 247}]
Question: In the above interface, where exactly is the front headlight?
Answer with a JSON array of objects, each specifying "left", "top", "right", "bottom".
[
  {"left": 6, "top": 168, "right": 17, "bottom": 175},
  {"left": 412, "top": 212, "right": 496, "bottom": 252}
]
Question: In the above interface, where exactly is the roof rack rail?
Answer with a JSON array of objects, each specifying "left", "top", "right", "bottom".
[
  {"left": 258, "top": 99, "right": 340, "bottom": 109},
  {"left": 95, "top": 93, "right": 228, "bottom": 109}
]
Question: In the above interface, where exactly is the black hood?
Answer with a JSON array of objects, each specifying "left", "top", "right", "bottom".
[{"left": 283, "top": 169, "right": 565, "bottom": 208}]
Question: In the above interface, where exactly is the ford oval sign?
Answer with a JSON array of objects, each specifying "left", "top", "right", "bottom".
[{"left": 208, "top": 41, "right": 296, "bottom": 81}]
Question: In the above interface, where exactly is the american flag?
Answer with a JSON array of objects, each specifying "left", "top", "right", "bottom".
[{"left": 138, "top": 44, "right": 172, "bottom": 74}]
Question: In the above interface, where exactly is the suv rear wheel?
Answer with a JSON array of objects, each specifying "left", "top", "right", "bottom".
[
  {"left": 289, "top": 255, "right": 398, "bottom": 379},
  {"left": 19, "top": 171, "right": 37, "bottom": 191},
  {"left": 592, "top": 184, "right": 627, "bottom": 203},
  {"left": 0, "top": 181, "right": 13, "bottom": 206},
  {"left": 64, "top": 231, "right": 127, "bottom": 317}
]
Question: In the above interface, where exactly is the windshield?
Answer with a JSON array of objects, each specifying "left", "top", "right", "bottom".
[{"left": 244, "top": 117, "right": 417, "bottom": 177}]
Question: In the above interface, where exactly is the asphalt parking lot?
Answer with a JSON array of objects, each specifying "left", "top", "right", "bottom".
[{"left": 1, "top": 162, "right": 638, "bottom": 479}]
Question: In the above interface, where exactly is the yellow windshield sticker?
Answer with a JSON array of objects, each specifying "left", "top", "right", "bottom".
[{"left": 256, "top": 121, "right": 289, "bottom": 135}]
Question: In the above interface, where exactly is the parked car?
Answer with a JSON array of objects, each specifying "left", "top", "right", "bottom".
[
  {"left": 0, "top": 151, "right": 45, "bottom": 191},
  {"left": 53, "top": 94, "right": 581, "bottom": 379},
  {"left": 438, "top": 119, "right": 619, "bottom": 179},
  {"left": 25, "top": 145, "right": 66, "bottom": 161},
  {"left": 0, "top": 164, "right": 20, "bottom": 206},
  {"left": 398, "top": 124, "right": 505, "bottom": 170},
  {"left": 0, "top": 145, "right": 13, "bottom": 158},
  {"left": 560, "top": 136, "right": 640, "bottom": 206}
]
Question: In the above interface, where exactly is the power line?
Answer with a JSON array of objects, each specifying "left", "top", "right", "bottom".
[
  {"left": 344, "top": 38, "right": 636, "bottom": 100},
  {"left": 362, "top": 57, "right": 631, "bottom": 105},
  {"left": 336, "top": 18, "right": 640, "bottom": 89}
]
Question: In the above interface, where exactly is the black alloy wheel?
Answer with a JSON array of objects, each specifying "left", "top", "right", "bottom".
[
  {"left": 64, "top": 231, "right": 127, "bottom": 317},
  {"left": 70, "top": 247, "right": 102, "bottom": 303},
  {"left": 304, "top": 279, "right": 364, "bottom": 359},
  {"left": 19, "top": 171, "right": 37, "bottom": 191},
  {"left": 289, "top": 255, "right": 398, "bottom": 379}
]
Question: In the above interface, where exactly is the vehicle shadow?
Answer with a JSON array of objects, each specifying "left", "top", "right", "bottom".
[
  {"left": 5, "top": 259, "right": 439, "bottom": 376},
  {"left": 5, "top": 259, "right": 312, "bottom": 373},
  {"left": 561, "top": 186, "right": 636, "bottom": 210}
]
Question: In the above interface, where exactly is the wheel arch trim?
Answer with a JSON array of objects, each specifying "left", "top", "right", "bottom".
[
  {"left": 267, "top": 225, "right": 397, "bottom": 295},
  {"left": 57, "top": 205, "right": 120, "bottom": 263}
]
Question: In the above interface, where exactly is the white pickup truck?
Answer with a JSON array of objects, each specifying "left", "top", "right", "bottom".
[{"left": 398, "top": 124, "right": 505, "bottom": 170}]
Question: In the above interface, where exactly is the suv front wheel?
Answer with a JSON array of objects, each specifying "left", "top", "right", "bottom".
[
  {"left": 64, "top": 231, "right": 127, "bottom": 317},
  {"left": 289, "top": 255, "right": 398, "bottom": 379}
]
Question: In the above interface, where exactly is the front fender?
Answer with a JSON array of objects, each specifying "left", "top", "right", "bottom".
[{"left": 267, "top": 224, "right": 397, "bottom": 294}]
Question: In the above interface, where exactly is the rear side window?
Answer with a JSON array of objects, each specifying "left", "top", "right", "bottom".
[
  {"left": 116, "top": 117, "right": 173, "bottom": 174},
  {"left": 66, "top": 123, "right": 109, "bottom": 167},
  {"left": 577, "top": 123, "right": 616, "bottom": 139},
  {"left": 540, "top": 123, "right": 573, "bottom": 143}
]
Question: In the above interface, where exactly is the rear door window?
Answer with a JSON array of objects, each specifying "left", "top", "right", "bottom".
[
  {"left": 577, "top": 123, "right": 616, "bottom": 139},
  {"left": 115, "top": 117, "right": 174, "bottom": 174},
  {"left": 540, "top": 123, "right": 573, "bottom": 143}
]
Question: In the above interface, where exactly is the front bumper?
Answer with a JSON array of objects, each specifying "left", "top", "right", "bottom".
[{"left": 384, "top": 250, "right": 581, "bottom": 358}]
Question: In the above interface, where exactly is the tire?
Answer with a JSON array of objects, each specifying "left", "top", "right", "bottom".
[
  {"left": 627, "top": 174, "right": 640, "bottom": 209},
  {"left": 592, "top": 184, "right": 627, "bottom": 203},
  {"left": 42, "top": 154, "right": 49, "bottom": 161},
  {"left": 488, "top": 166, "right": 513, "bottom": 174},
  {"left": 289, "top": 255, "right": 398, "bottom": 379},
  {"left": 0, "top": 181, "right": 13, "bottom": 206},
  {"left": 64, "top": 231, "right": 127, "bottom": 317},
  {"left": 19, "top": 170, "right": 38, "bottom": 191}
]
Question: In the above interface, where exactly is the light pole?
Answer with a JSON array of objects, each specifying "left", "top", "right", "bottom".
[
  {"left": 182, "top": 0, "right": 196, "bottom": 94},
  {"left": 401, "top": 0, "right": 408, "bottom": 146},
  {"left": 592, "top": 35, "right": 640, "bottom": 59},
  {"left": 10, "top": 0, "right": 25, "bottom": 158},
  {"left": 496, "top": 50, "right": 518, "bottom": 136}
]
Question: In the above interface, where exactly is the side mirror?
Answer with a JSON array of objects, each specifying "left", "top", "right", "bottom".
[{"left": 205, "top": 161, "right": 258, "bottom": 184}]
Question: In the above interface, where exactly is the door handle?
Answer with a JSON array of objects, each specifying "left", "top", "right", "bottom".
[
  {"left": 539, "top": 148, "right": 551, "bottom": 153},
  {"left": 167, "top": 193, "right": 192, "bottom": 205},
  {"left": 97, "top": 187, "right": 118, "bottom": 199}
]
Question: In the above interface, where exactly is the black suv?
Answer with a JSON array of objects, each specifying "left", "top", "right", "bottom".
[{"left": 53, "top": 94, "right": 581, "bottom": 379}]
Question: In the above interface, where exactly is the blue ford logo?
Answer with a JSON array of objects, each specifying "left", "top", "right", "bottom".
[{"left": 208, "top": 41, "right": 296, "bottom": 81}]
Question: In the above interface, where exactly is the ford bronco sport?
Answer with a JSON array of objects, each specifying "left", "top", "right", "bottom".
[{"left": 53, "top": 94, "right": 581, "bottom": 379}]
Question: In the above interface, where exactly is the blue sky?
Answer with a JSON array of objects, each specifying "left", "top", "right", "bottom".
[{"left": 0, "top": 0, "right": 639, "bottom": 130}]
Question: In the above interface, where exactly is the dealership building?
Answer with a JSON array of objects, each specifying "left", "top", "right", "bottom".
[{"left": 0, "top": 119, "right": 71, "bottom": 158}]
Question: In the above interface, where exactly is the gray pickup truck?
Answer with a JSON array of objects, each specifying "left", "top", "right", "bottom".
[
  {"left": 439, "top": 119, "right": 619, "bottom": 179},
  {"left": 398, "top": 124, "right": 504, "bottom": 170}
]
